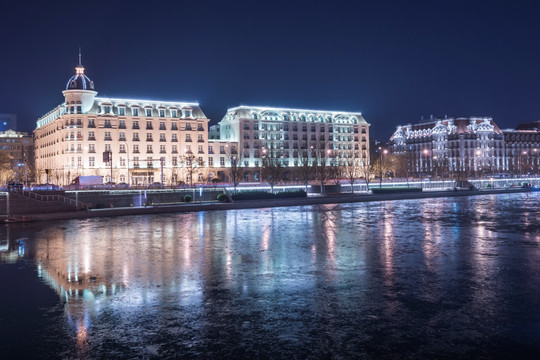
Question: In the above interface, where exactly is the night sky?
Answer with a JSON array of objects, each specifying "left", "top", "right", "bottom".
[{"left": 2, "top": 0, "right": 540, "bottom": 141}]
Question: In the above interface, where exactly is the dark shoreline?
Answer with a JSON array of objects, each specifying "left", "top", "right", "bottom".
[{"left": 4, "top": 187, "right": 536, "bottom": 223}]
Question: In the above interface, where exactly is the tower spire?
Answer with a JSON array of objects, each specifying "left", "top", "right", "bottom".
[{"left": 75, "top": 47, "right": 85, "bottom": 75}]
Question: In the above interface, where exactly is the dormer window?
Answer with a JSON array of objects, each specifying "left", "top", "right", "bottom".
[
  {"left": 119, "top": 107, "right": 125, "bottom": 116},
  {"left": 159, "top": 109, "right": 165, "bottom": 117},
  {"left": 183, "top": 109, "right": 192, "bottom": 118},
  {"left": 103, "top": 105, "right": 111, "bottom": 114},
  {"left": 146, "top": 108, "right": 152, "bottom": 117},
  {"left": 132, "top": 108, "right": 139, "bottom": 116},
  {"left": 171, "top": 110, "right": 178, "bottom": 118}
]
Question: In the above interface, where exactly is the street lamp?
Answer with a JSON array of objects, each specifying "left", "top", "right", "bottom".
[
  {"left": 122, "top": 142, "right": 130, "bottom": 186},
  {"left": 476, "top": 150, "right": 481, "bottom": 178},
  {"left": 379, "top": 147, "right": 387, "bottom": 188}
]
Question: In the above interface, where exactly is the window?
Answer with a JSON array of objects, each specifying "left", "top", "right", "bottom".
[
  {"left": 133, "top": 133, "right": 140, "bottom": 141},
  {"left": 198, "top": 134, "right": 203, "bottom": 142},
  {"left": 105, "top": 132, "right": 112, "bottom": 141},
  {"left": 185, "top": 123, "right": 192, "bottom": 131},
  {"left": 133, "top": 157, "right": 139, "bottom": 167},
  {"left": 76, "top": 106, "right": 82, "bottom": 114},
  {"left": 133, "top": 121, "right": 139, "bottom": 129},
  {"left": 119, "top": 108, "right": 125, "bottom": 116},
  {"left": 88, "top": 119, "right": 95, "bottom": 128},
  {"left": 77, "top": 157, "right": 82, "bottom": 167},
  {"left": 160, "top": 145, "right": 166, "bottom": 153},
  {"left": 172, "top": 134, "right": 178, "bottom": 142},
  {"left": 146, "top": 133, "right": 153, "bottom": 141},
  {"left": 185, "top": 145, "right": 191, "bottom": 153},
  {"left": 160, "top": 122, "right": 166, "bottom": 130},
  {"left": 147, "top": 145, "right": 153, "bottom": 153},
  {"left": 103, "top": 106, "right": 111, "bottom": 114},
  {"left": 172, "top": 145, "right": 178, "bottom": 153},
  {"left": 88, "top": 144, "right": 95, "bottom": 153},
  {"left": 105, "top": 144, "right": 111, "bottom": 152},
  {"left": 146, "top": 121, "right": 153, "bottom": 130},
  {"left": 89, "top": 156, "right": 95, "bottom": 167},
  {"left": 120, "top": 144, "right": 126, "bottom": 153},
  {"left": 220, "top": 157, "right": 225, "bottom": 166},
  {"left": 119, "top": 132, "right": 126, "bottom": 141},
  {"left": 133, "top": 145, "right": 139, "bottom": 153},
  {"left": 171, "top": 122, "right": 178, "bottom": 130},
  {"left": 186, "top": 134, "right": 192, "bottom": 142},
  {"left": 147, "top": 157, "right": 153, "bottom": 168},
  {"left": 198, "top": 157, "right": 203, "bottom": 165},
  {"left": 119, "top": 120, "right": 126, "bottom": 129},
  {"left": 198, "top": 145, "right": 204, "bottom": 154},
  {"left": 120, "top": 157, "right": 126, "bottom": 166},
  {"left": 208, "top": 157, "right": 213, "bottom": 166},
  {"left": 171, "top": 110, "right": 177, "bottom": 118},
  {"left": 88, "top": 131, "right": 95, "bottom": 140},
  {"left": 172, "top": 156, "right": 178, "bottom": 166},
  {"left": 133, "top": 108, "right": 139, "bottom": 116},
  {"left": 183, "top": 109, "right": 192, "bottom": 118},
  {"left": 146, "top": 108, "right": 152, "bottom": 117},
  {"left": 159, "top": 109, "right": 165, "bottom": 117},
  {"left": 198, "top": 124, "right": 204, "bottom": 131},
  {"left": 160, "top": 133, "right": 166, "bottom": 142},
  {"left": 209, "top": 145, "right": 214, "bottom": 154}
]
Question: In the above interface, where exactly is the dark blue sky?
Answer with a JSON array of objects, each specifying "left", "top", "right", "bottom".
[{"left": 2, "top": 0, "right": 540, "bottom": 140}]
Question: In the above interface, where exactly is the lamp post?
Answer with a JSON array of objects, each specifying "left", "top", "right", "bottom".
[
  {"left": 476, "top": 150, "right": 481, "bottom": 179},
  {"left": 122, "top": 142, "right": 130, "bottom": 187},
  {"left": 422, "top": 149, "right": 429, "bottom": 189},
  {"left": 379, "top": 147, "right": 387, "bottom": 188},
  {"left": 522, "top": 150, "right": 528, "bottom": 176}
]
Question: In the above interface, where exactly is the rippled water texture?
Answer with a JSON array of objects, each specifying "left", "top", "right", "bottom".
[{"left": 1, "top": 192, "right": 540, "bottom": 359}]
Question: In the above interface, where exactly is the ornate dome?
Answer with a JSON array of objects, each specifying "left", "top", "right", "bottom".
[{"left": 66, "top": 64, "right": 95, "bottom": 91}]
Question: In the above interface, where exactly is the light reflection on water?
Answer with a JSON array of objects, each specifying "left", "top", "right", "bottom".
[{"left": 1, "top": 192, "right": 540, "bottom": 359}]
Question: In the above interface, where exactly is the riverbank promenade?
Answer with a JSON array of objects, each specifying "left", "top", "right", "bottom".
[{"left": 2, "top": 186, "right": 536, "bottom": 222}]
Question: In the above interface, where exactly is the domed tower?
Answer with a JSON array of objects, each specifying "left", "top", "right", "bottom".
[{"left": 62, "top": 50, "right": 97, "bottom": 114}]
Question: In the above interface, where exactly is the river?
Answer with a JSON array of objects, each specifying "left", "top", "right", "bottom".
[{"left": 1, "top": 192, "right": 539, "bottom": 359}]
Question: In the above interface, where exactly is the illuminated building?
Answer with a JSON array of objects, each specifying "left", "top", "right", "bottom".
[
  {"left": 390, "top": 116, "right": 506, "bottom": 177},
  {"left": 218, "top": 105, "right": 370, "bottom": 181},
  {"left": 502, "top": 121, "right": 540, "bottom": 175},
  {"left": 0, "top": 129, "right": 34, "bottom": 184},
  {"left": 34, "top": 56, "right": 211, "bottom": 186}
]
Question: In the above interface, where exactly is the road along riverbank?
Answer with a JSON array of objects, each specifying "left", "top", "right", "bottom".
[{"left": 3, "top": 187, "right": 536, "bottom": 223}]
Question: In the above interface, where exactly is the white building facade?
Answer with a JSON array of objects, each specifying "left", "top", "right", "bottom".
[
  {"left": 390, "top": 117, "right": 506, "bottom": 178},
  {"left": 218, "top": 106, "right": 370, "bottom": 181}
]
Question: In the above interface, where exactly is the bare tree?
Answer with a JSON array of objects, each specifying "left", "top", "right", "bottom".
[
  {"left": 260, "top": 144, "right": 283, "bottom": 194},
  {"left": 181, "top": 150, "right": 204, "bottom": 188},
  {"left": 312, "top": 142, "right": 332, "bottom": 194},
  {"left": 226, "top": 145, "right": 244, "bottom": 194},
  {"left": 299, "top": 145, "right": 314, "bottom": 192},
  {"left": 0, "top": 152, "right": 14, "bottom": 186},
  {"left": 359, "top": 154, "right": 375, "bottom": 191},
  {"left": 343, "top": 156, "right": 361, "bottom": 193}
]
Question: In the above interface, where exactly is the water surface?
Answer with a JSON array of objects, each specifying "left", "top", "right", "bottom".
[{"left": 1, "top": 192, "right": 540, "bottom": 359}]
